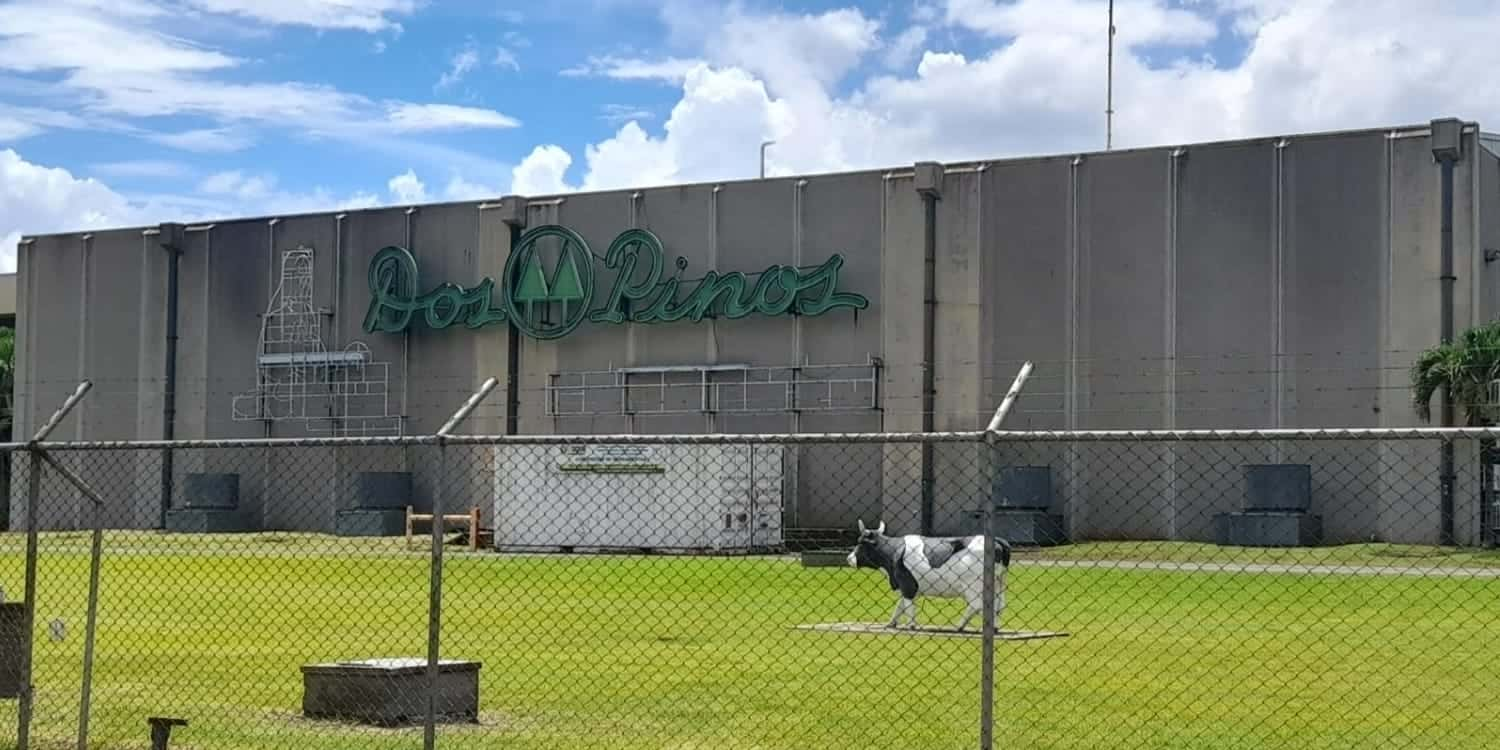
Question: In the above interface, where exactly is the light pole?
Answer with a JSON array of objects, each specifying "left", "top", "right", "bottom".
[{"left": 760, "top": 139, "right": 776, "bottom": 178}]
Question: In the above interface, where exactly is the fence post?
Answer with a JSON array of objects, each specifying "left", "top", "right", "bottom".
[
  {"left": 424, "top": 378, "right": 498, "bottom": 750},
  {"left": 16, "top": 381, "right": 94, "bottom": 750},
  {"left": 34, "top": 452, "right": 109, "bottom": 750},
  {"left": 979, "top": 362, "right": 1032, "bottom": 750}
]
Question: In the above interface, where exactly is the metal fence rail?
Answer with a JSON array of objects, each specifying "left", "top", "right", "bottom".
[{"left": 3, "top": 378, "right": 1499, "bottom": 748}]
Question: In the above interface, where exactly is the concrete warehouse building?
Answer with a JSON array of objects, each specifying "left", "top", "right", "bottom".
[{"left": 7, "top": 118, "right": 1500, "bottom": 547}]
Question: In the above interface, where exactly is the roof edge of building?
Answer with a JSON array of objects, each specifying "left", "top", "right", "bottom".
[{"left": 14, "top": 117, "right": 1481, "bottom": 244}]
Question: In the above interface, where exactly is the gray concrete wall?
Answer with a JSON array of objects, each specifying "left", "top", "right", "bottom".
[{"left": 8, "top": 121, "right": 1494, "bottom": 546}]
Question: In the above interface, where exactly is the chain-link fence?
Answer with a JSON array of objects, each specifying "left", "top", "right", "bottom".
[{"left": 3, "top": 404, "right": 1499, "bottom": 747}]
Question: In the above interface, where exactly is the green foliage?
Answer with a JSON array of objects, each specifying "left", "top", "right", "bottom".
[
  {"left": 1410, "top": 320, "right": 1500, "bottom": 426},
  {"left": 0, "top": 325, "right": 12, "bottom": 439}
]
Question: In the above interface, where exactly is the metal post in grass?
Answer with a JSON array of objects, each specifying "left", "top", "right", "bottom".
[
  {"left": 16, "top": 380, "right": 94, "bottom": 750},
  {"left": 424, "top": 377, "right": 498, "bottom": 750},
  {"left": 36, "top": 451, "right": 108, "bottom": 750},
  {"left": 980, "top": 362, "right": 1032, "bottom": 750}
]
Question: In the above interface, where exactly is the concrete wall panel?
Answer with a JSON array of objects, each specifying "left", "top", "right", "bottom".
[{"left": 982, "top": 158, "right": 1072, "bottom": 432}]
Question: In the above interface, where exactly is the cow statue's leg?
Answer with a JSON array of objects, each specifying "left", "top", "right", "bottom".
[
  {"left": 886, "top": 598, "right": 907, "bottom": 628},
  {"left": 955, "top": 568, "right": 1006, "bottom": 632},
  {"left": 995, "top": 570, "right": 1007, "bottom": 631},
  {"left": 955, "top": 599, "right": 979, "bottom": 632},
  {"left": 887, "top": 597, "right": 918, "bottom": 629}
]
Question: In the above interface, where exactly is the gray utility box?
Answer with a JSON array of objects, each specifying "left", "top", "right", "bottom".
[
  {"left": 1, "top": 602, "right": 23, "bottom": 698},
  {"left": 335, "top": 472, "right": 414, "bottom": 537},
  {"left": 350, "top": 472, "right": 413, "bottom": 510},
  {"left": 335, "top": 509, "right": 407, "bottom": 537},
  {"left": 180, "top": 473, "right": 239, "bottom": 509},
  {"left": 301, "top": 658, "right": 480, "bottom": 726},
  {"left": 167, "top": 473, "right": 255, "bottom": 533},
  {"left": 993, "top": 466, "right": 1052, "bottom": 509},
  {"left": 1244, "top": 464, "right": 1312, "bottom": 512},
  {"left": 990, "top": 466, "right": 1068, "bottom": 546},
  {"left": 165, "top": 510, "right": 253, "bottom": 533},
  {"left": 1214, "top": 512, "right": 1323, "bottom": 548},
  {"left": 993, "top": 510, "right": 1068, "bottom": 547}
]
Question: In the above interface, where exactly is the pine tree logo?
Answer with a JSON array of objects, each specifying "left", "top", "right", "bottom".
[{"left": 502, "top": 226, "right": 595, "bottom": 340}]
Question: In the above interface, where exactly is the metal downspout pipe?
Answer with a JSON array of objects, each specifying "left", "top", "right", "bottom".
[
  {"left": 915, "top": 162, "right": 943, "bottom": 536},
  {"left": 157, "top": 223, "right": 184, "bottom": 529},
  {"left": 1431, "top": 119, "right": 1462, "bottom": 547}
]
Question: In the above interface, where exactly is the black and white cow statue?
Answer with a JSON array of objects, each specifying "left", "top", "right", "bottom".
[{"left": 846, "top": 520, "right": 1011, "bottom": 632}]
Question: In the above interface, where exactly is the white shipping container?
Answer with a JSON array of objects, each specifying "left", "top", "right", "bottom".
[{"left": 493, "top": 444, "right": 785, "bottom": 551}]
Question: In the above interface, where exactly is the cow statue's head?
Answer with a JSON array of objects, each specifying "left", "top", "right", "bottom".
[{"left": 846, "top": 519, "right": 888, "bottom": 569}]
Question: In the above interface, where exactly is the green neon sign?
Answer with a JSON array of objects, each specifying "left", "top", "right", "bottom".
[{"left": 363, "top": 224, "right": 869, "bottom": 340}]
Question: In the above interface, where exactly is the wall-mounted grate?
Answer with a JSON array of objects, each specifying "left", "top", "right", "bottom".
[{"left": 545, "top": 358, "right": 882, "bottom": 417}]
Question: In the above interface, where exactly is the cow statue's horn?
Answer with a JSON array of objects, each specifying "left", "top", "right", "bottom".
[
  {"left": 857, "top": 519, "right": 867, "bottom": 534},
  {"left": 876, "top": 521, "right": 885, "bottom": 535}
]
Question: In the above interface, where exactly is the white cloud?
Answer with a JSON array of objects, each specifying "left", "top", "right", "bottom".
[
  {"left": 0, "top": 2, "right": 236, "bottom": 77},
  {"left": 0, "top": 147, "right": 393, "bottom": 271},
  {"left": 380, "top": 103, "right": 521, "bottom": 133},
  {"left": 387, "top": 169, "right": 428, "bottom": 204},
  {"left": 92, "top": 160, "right": 193, "bottom": 179},
  {"left": 0, "top": 0, "right": 517, "bottom": 161},
  {"left": 561, "top": 56, "right": 706, "bottom": 83},
  {"left": 199, "top": 170, "right": 276, "bottom": 200},
  {"left": 883, "top": 26, "right": 929, "bottom": 70},
  {"left": 379, "top": 168, "right": 503, "bottom": 204},
  {"left": 945, "top": 0, "right": 1217, "bottom": 47},
  {"left": 182, "top": 0, "right": 419, "bottom": 33},
  {"left": 438, "top": 45, "right": 481, "bottom": 89},
  {"left": 0, "top": 148, "right": 139, "bottom": 272},
  {"left": 600, "top": 104, "right": 655, "bottom": 125},
  {"left": 510, "top": 145, "right": 575, "bottom": 196},
  {"left": 494, "top": 46, "right": 521, "bottom": 72},
  {"left": 0, "top": 107, "right": 88, "bottom": 142},
  {"left": 440, "top": 174, "right": 501, "bottom": 201},
  {"left": 534, "top": 0, "right": 1500, "bottom": 196},
  {"left": 147, "top": 127, "right": 255, "bottom": 153}
]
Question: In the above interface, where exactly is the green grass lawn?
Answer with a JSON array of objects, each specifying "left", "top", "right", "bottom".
[{"left": 2, "top": 532, "right": 1498, "bottom": 749}]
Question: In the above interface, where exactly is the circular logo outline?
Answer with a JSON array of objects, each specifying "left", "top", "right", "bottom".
[{"left": 502, "top": 224, "right": 596, "bottom": 340}]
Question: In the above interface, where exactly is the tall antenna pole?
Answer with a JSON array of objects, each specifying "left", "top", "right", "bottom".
[{"left": 1106, "top": 0, "right": 1115, "bottom": 150}]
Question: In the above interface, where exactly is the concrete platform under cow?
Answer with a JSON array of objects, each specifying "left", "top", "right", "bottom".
[{"left": 794, "top": 622, "right": 1069, "bottom": 640}]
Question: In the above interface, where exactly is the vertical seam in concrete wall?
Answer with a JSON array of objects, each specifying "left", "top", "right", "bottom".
[
  {"left": 1164, "top": 151, "right": 1181, "bottom": 539},
  {"left": 19, "top": 240, "right": 33, "bottom": 434},
  {"left": 333, "top": 215, "right": 344, "bottom": 354},
  {"left": 974, "top": 166, "right": 986, "bottom": 430},
  {"left": 77, "top": 235, "right": 91, "bottom": 442},
  {"left": 402, "top": 210, "right": 414, "bottom": 430},
  {"left": 707, "top": 185, "right": 721, "bottom": 370},
  {"left": 1381, "top": 133, "right": 1394, "bottom": 424},
  {"left": 1271, "top": 139, "right": 1288, "bottom": 462},
  {"left": 136, "top": 234, "right": 152, "bottom": 443},
  {"left": 203, "top": 228, "right": 216, "bottom": 440},
  {"left": 1282, "top": 143, "right": 1297, "bottom": 429},
  {"left": 879, "top": 177, "right": 890, "bottom": 432},
  {"left": 1472, "top": 131, "right": 1483, "bottom": 330},
  {"left": 1066, "top": 156, "right": 1081, "bottom": 538},
  {"left": 1379, "top": 134, "right": 1394, "bottom": 540},
  {"left": 627, "top": 193, "right": 639, "bottom": 381},
  {"left": 793, "top": 179, "right": 806, "bottom": 420},
  {"left": 1165, "top": 152, "right": 1180, "bottom": 428},
  {"left": 707, "top": 186, "right": 721, "bottom": 433}
]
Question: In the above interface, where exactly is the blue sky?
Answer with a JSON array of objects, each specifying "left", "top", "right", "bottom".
[{"left": 1, "top": 0, "right": 1497, "bottom": 271}]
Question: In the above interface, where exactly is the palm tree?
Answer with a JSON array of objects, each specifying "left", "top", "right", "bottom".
[
  {"left": 0, "top": 326, "right": 10, "bottom": 532},
  {"left": 1410, "top": 320, "right": 1500, "bottom": 427},
  {"left": 1410, "top": 320, "right": 1500, "bottom": 548},
  {"left": 0, "top": 326, "right": 12, "bottom": 441}
]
